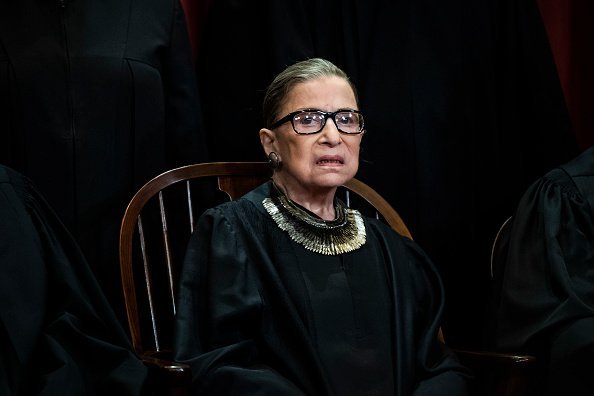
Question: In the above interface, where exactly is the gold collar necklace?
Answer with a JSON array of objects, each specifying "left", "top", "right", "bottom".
[{"left": 262, "top": 182, "right": 366, "bottom": 255}]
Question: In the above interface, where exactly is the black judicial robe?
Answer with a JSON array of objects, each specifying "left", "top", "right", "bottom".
[
  {"left": 174, "top": 182, "right": 470, "bottom": 395},
  {"left": 0, "top": 0, "right": 205, "bottom": 306},
  {"left": 494, "top": 146, "right": 594, "bottom": 395},
  {"left": 0, "top": 165, "right": 147, "bottom": 395}
]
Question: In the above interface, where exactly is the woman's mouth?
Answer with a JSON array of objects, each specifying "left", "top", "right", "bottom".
[{"left": 317, "top": 156, "right": 344, "bottom": 165}]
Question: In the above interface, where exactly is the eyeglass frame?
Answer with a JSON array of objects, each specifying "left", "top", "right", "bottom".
[{"left": 269, "top": 108, "right": 366, "bottom": 135}]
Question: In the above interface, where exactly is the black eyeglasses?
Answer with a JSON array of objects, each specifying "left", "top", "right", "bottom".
[{"left": 270, "top": 109, "right": 365, "bottom": 135}]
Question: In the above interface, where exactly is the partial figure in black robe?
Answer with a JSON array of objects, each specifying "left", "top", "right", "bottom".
[
  {"left": 0, "top": 0, "right": 206, "bottom": 315},
  {"left": 0, "top": 165, "right": 147, "bottom": 395},
  {"left": 174, "top": 182, "right": 471, "bottom": 395},
  {"left": 493, "top": 145, "right": 594, "bottom": 395}
]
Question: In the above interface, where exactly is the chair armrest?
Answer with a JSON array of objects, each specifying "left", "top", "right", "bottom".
[
  {"left": 454, "top": 348, "right": 535, "bottom": 369},
  {"left": 453, "top": 349, "right": 536, "bottom": 396},
  {"left": 140, "top": 351, "right": 192, "bottom": 395}
]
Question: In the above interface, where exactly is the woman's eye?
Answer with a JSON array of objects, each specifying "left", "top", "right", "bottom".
[
  {"left": 296, "top": 113, "right": 321, "bottom": 126},
  {"left": 337, "top": 115, "right": 355, "bottom": 125}
]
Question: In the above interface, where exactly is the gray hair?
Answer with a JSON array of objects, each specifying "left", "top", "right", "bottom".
[{"left": 262, "top": 58, "right": 359, "bottom": 129}]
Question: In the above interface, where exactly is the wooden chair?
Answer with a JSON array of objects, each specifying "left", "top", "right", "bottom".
[
  {"left": 119, "top": 162, "right": 271, "bottom": 394},
  {"left": 119, "top": 162, "right": 534, "bottom": 395}
]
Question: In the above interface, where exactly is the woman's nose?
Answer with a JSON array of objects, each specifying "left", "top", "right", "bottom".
[{"left": 319, "top": 119, "right": 342, "bottom": 146}]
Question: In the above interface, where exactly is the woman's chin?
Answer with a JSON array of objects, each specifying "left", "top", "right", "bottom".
[{"left": 310, "top": 173, "right": 353, "bottom": 189}]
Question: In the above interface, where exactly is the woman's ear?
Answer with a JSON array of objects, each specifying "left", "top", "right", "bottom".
[{"left": 259, "top": 128, "right": 277, "bottom": 155}]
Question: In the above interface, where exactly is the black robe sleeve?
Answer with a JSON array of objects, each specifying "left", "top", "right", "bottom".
[
  {"left": 368, "top": 225, "right": 471, "bottom": 396},
  {"left": 0, "top": 165, "right": 147, "bottom": 396},
  {"left": 494, "top": 152, "right": 594, "bottom": 395},
  {"left": 173, "top": 207, "right": 307, "bottom": 395}
]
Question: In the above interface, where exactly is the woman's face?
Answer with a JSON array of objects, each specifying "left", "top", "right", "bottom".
[{"left": 260, "top": 76, "right": 363, "bottom": 196}]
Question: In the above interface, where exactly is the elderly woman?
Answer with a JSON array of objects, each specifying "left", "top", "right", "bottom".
[{"left": 174, "top": 58, "right": 470, "bottom": 395}]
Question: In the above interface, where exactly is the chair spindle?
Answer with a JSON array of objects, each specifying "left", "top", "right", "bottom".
[{"left": 138, "top": 214, "right": 160, "bottom": 352}]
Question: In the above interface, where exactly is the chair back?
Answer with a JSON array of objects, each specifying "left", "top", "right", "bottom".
[
  {"left": 490, "top": 216, "right": 513, "bottom": 279},
  {"left": 487, "top": 215, "right": 514, "bottom": 342},
  {"left": 119, "top": 162, "right": 412, "bottom": 355}
]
